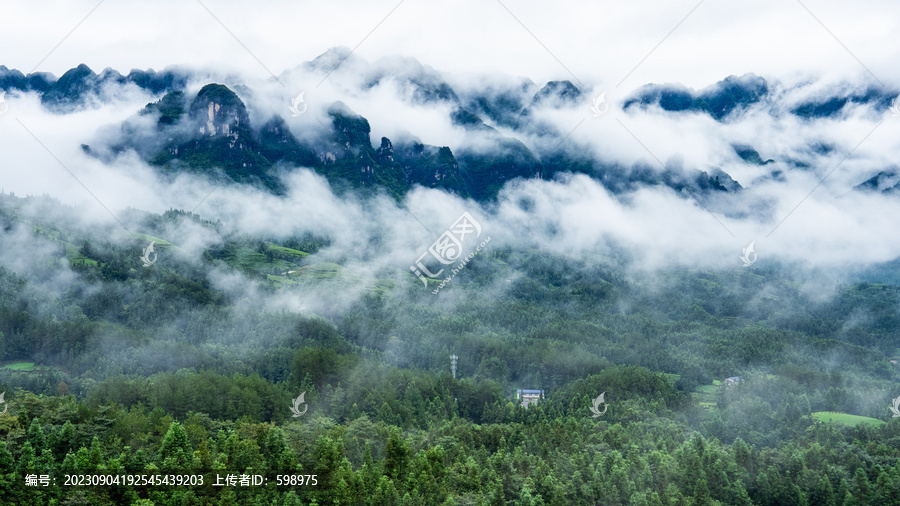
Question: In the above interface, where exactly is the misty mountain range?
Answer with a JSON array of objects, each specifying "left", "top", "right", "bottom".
[
  {"left": 4, "top": 48, "right": 898, "bottom": 203},
  {"left": 6, "top": 4, "right": 900, "bottom": 500}
]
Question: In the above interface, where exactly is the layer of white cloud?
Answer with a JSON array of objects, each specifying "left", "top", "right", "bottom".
[{"left": 2, "top": 1, "right": 900, "bottom": 296}]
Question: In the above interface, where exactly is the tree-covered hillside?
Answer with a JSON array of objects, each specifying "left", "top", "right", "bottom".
[{"left": 0, "top": 192, "right": 899, "bottom": 505}]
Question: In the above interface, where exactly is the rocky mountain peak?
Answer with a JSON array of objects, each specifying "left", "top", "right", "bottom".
[{"left": 190, "top": 84, "right": 248, "bottom": 138}]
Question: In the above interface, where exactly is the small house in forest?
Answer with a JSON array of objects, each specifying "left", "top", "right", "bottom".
[
  {"left": 516, "top": 389, "right": 544, "bottom": 407},
  {"left": 724, "top": 376, "right": 743, "bottom": 386}
]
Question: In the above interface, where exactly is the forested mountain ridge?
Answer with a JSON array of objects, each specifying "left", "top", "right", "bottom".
[
  {"left": 4, "top": 56, "right": 826, "bottom": 203},
  {"left": 6, "top": 47, "right": 900, "bottom": 226},
  {"left": 0, "top": 191, "right": 899, "bottom": 504},
  {"left": 7, "top": 54, "right": 899, "bottom": 211}
]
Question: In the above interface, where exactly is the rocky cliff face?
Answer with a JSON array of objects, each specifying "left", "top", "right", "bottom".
[
  {"left": 114, "top": 85, "right": 461, "bottom": 199},
  {"left": 191, "top": 84, "right": 248, "bottom": 138},
  {"left": 140, "top": 84, "right": 283, "bottom": 192}
]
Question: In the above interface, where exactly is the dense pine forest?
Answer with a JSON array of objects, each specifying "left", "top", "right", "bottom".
[{"left": 1, "top": 190, "right": 899, "bottom": 505}]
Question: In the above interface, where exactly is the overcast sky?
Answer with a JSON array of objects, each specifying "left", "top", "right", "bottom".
[{"left": 2, "top": 0, "right": 899, "bottom": 89}]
